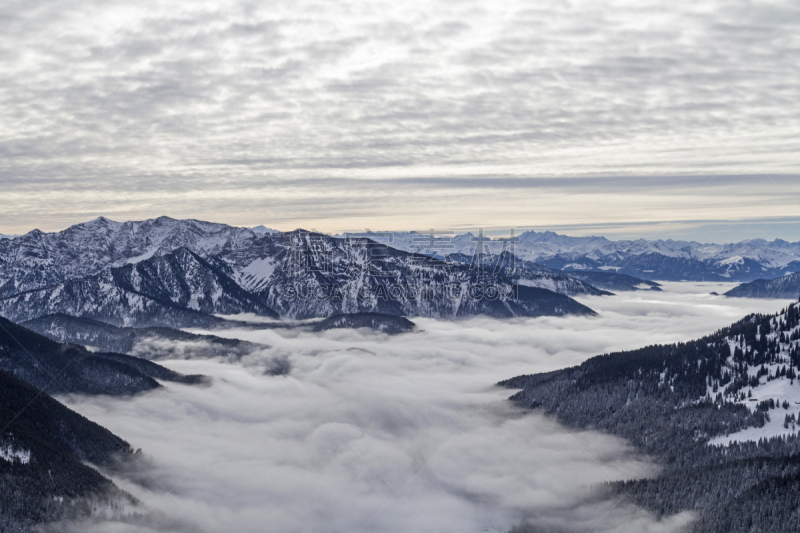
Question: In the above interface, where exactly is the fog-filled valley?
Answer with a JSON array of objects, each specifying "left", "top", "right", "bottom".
[
  {"left": 4, "top": 0, "right": 799, "bottom": 527},
  {"left": 52, "top": 283, "right": 791, "bottom": 533}
]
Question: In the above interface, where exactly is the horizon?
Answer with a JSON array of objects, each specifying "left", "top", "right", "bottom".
[{"left": 3, "top": 213, "right": 800, "bottom": 245}]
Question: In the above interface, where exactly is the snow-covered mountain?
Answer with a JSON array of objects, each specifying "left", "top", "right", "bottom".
[
  {"left": 5, "top": 215, "right": 795, "bottom": 326},
  {"left": 340, "top": 230, "right": 800, "bottom": 282},
  {"left": 0, "top": 247, "right": 277, "bottom": 327},
  {"left": 0, "top": 216, "right": 257, "bottom": 297},
  {"left": 3, "top": 219, "right": 798, "bottom": 297},
  {"left": 442, "top": 252, "right": 612, "bottom": 296},
  {"left": 500, "top": 299, "right": 800, "bottom": 531},
  {"left": 214, "top": 231, "right": 596, "bottom": 320},
  {"left": 504, "top": 299, "right": 800, "bottom": 446},
  {"left": 726, "top": 272, "right": 800, "bottom": 299},
  {"left": 0, "top": 222, "right": 597, "bottom": 324}
]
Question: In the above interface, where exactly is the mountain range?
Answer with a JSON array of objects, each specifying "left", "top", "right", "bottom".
[
  {"left": 0, "top": 247, "right": 276, "bottom": 327},
  {"left": 342, "top": 229, "right": 800, "bottom": 282},
  {"left": 4, "top": 219, "right": 799, "bottom": 288},
  {"left": 0, "top": 217, "right": 796, "bottom": 330},
  {"left": 443, "top": 251, "right": 661, "bottom": 293},
  {"left": 0, "top": 217, "right": 256, "bottom": 298},
  {"left": 0, "top": 218, "right": 599, "bottom": 326},
  {"left": 1, "top": 216, "right": 799, "bottom": 532}
]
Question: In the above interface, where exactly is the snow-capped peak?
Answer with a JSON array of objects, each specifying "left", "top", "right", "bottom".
[{"left": 249, "top": 225, "right": 280, "bottom": 234}]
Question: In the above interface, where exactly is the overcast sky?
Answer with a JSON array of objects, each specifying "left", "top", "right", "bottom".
[{"left": 1, "top": 0, "right": 798, "bottom": 239}]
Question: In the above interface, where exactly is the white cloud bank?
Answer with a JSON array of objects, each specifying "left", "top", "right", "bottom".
[{"left": 57, "top": 283, "right": 794, "bottom": 532}]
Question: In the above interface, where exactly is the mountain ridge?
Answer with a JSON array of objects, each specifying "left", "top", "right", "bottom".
[
  {"left": 725, "top": 271, "right": 800, "bottom": 299},
  {"left": 22, "top": 313, "right": 268, "bottom": 360},
  {"left": 0, "top": 226, "right": 599, "bottom": 324},
  {"left": 3, "top": 217, "right": 799, "bottom": 299},
  {"left": 0, "top": 316, "right": 204, "bottom": 394},
  {"left": 501, "top": 298, "right": 800, "bottom": 532}
]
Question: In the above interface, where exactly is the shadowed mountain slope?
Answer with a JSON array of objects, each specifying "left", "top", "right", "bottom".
[
  {"left": 725, "top": 271, "right": 800, "bottom": 299},
  {"left": 312, "top": 313, "right": 416, "bottom": 334},
  {"left": 0, "top": 316, "right": 203, "bottom": 395},
  {"left": 0, "top": 369, "right": 136, "bottom": 531},
  {"left": 23, "top": 314, "right": 266, "bottom": 361}
]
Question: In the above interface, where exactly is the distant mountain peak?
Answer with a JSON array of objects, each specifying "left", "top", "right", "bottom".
[{"left": 250, "top": 225, "right": 279, "bottom": 234}]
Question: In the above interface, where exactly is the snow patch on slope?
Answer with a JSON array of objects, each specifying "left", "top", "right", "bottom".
[
  {"left": 125, "top": 248, "right": 158, "bottom": 264},
  {"left": 235, "top": 257, "right": 279, "bottom": 291},
  {"left": 710, "top": 376, "right": 800, "bottom": 445},
  {"left": 0, "top": 443, "right": 31, "bottom": 464}
]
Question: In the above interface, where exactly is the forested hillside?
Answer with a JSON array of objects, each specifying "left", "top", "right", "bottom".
[
  {"left": 0, "top": 316, "right": 204, "bottom": 395},
  {"left": 0, "top": 369, "right": 137, "bottom": 531},
  {"left": 726, "top": 271, "right": 800, "bottom": 299},
  {"left": 502, "top": 299, "right": 800, "bottom": 532},
  {"left": 23, "top": 313, "right": 267, "bottom": 360}
]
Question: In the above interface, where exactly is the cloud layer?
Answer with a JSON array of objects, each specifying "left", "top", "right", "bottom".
[
  {"left": 58, "top": 283, "right": 793, "bottom": 532},
  {"left": 1, "top": 0, "right": 799, "bottom": 234}
]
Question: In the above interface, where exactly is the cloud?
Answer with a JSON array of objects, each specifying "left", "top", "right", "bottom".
[
  {"left": 1, "top": 0, "right": 799, "bottom": 234},
  {"left": 57, "top": 283, "right": 794, "bottom": 532}
]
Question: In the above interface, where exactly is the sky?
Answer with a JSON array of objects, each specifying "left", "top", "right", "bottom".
[
  {"left": 57, "top": 282, "right": 792, "bottom": 533},
  {"left": 1, "top": 0, "right": 799, "bottom": 240}
]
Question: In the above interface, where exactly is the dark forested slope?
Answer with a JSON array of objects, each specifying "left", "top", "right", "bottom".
[
  {"left": 312, "top": 313, "right": 415, "bottom": 334},
  {"left": 0, "top": 369, "right": 137, "bottom": 531},
  {"left": 501, "top": 299, "right": 800, "bottom": 532},
  {"left": 23, "top": 313, "right": 266, "bottom": 360},
  {"left": 726, "top": 271, "right": 800, "bottom": 299},
  {"left": 0, "top": 316, "right": 204, "bottom": 394}
]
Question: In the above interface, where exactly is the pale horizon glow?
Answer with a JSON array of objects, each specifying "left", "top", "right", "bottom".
[{"left": 4, "top": 212, "right": 800, "bottom": 245}]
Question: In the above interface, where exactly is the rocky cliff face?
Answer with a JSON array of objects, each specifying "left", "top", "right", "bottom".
[
  {"left": 0, "top": 227, "right": 597, "bottom": 324},
  {"left": 0, "top": 216, "right": 255, "bottom": 297},
  {"left": 0, "top": 247, "right": 277, "bottom": 327},
  {"left": 214, "top": 231, "right": 596, "bottom": 319}
]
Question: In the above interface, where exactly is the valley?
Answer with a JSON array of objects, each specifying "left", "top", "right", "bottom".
[{"left": 50, "top": 283, "right": 793, "bottom": 533}]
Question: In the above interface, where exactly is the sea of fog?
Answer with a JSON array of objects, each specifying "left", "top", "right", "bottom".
[{"left": 59, "top": 283, "right": 794, "bottom": 533}]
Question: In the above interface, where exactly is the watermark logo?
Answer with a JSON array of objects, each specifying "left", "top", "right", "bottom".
[{"left": 277, "top": 228, "right": 522, "bottom": 302}]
